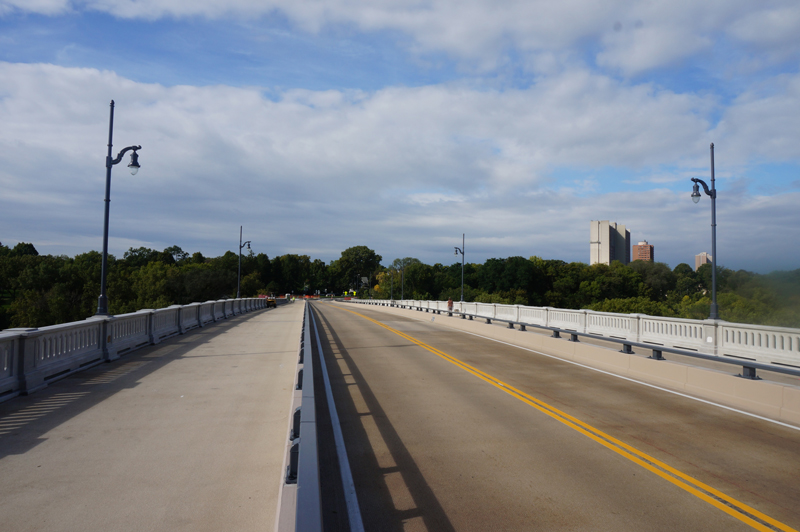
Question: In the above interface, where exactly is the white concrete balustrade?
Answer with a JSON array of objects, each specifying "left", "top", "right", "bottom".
[
  {"left": 371, "top": 299, "right": 800, "bottom": 369},
  {"left": 181, "top": 303, "right": 201, "bottom": 333},
  {"left": 108, "top": 311, "right": 151, "bottom": 359},
  {"left": 152, "top": 307, "right": 181, "bottom": 344},
  {"left": 0, "top": 298, "right": 269, "bottom": 401}
]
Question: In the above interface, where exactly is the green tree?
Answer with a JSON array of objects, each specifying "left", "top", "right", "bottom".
[
  {"left": 181, "top": 264, "right": 236, "bottom": 303},
  {"left": 672, "top": 263, "right": 697, "bottom": 297},
  {"left": 130, "top": 261, "right": 174, "bottom": 309},
  {"left": 164, "top": 245, "right": 189, "bottom": 263},
  {"left": 239, "top": 271, "right": 264, "bottom": 297},
  {"left": 332, "top": 246, "right": 383, "bottom": 293},
  {"left": 11, "top": 242, "right": 39, "bottom": 256},
  {"left": 124, "top": 247, "right": 160, "bottom": 268},
  {"left": 589, "top": 296, "right": 675, "bottom": 316},
  {"left": 628, "top": 261, "right": 676, "bottom": 300},
  {"left": 402, "top": 261, "right": 434, "bottom": 300}
]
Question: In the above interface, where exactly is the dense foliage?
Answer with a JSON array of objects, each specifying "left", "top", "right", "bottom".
[
  {"left": 1, "top": 242, "right": 798, "bottom": 329},
  {"left": 0, "top": 242, "right": 380, "bottom": 329}
]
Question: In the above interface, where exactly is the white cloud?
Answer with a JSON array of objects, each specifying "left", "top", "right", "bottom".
[
  {"left": 0, "top": 61, "right": 798, "bottom": 272},
  {"left": 4, "top": 1, "right": 800, "bottom": 76},
  {"left": 727, "top": 5, "right": 800, "bottom": 50},
  {"left": 597, "top": 24, "right": 711, "bottom": 77},
  {"left": 712, "top": 74, "right": 800, "bottom": 164},
  {"left": 0, "top": 0, "right": 70, "bottom": 16}
]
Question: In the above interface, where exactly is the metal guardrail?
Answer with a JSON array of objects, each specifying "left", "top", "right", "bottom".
[
  {"left": 0, "top": 297, "right": 275, "bottom": 402},
  {"left": 348, "top": 300, "right": 800, "bottom": 381}
]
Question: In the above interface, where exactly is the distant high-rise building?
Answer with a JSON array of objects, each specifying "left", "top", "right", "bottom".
[
  {"left": 590, "top": 221, "right": 630, "bottom": 265},
  {"left": 695, "top": 252, "right": 712, "bottom": 271},
  {"left": 632, "top": 240, "right": 654, "bottom": 262}
]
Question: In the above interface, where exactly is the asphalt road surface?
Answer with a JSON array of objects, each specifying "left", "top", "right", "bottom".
[{"left": 310, "top": 302, "right": 800, "bottom": 532}]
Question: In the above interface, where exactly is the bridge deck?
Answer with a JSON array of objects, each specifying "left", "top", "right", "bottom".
[
  {"left": 312, "top": 301, "right": 800, "bottom": 532},
  {"left": 0, "top": 303, "right": 302, "bottom": 532}
]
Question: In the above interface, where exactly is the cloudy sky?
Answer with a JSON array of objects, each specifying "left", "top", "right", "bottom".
[{"left": 1, "top": 1, "right": 799, "bottom": 273}]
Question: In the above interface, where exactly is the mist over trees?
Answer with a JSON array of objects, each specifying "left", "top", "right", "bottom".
[{"left": 1, "top": 242, "right": 798, "bottom": 330}]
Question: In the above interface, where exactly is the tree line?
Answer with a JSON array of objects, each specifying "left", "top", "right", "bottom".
[
  {"left": 1, "top": 241, "right": 798, "bottom": 329},
  {"left": 0, "top": 242, "right": 381, "bottom": 329}
]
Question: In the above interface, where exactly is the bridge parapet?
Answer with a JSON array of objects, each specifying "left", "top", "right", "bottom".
[
  {"left": 367, "top": 299, "right": 800, "bottom": 369},
  {"left": 0, "top": 297, "right": 268, "bottom": 402}
]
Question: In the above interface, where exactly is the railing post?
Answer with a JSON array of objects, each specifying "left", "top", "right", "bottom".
[
  {"left": 630, "top": 313, "right": 642, "bottom": 343},
  {"left": 94, "top": 315, "right": 114, "bottom": 362},
  {"left": 143, "top": 309, "right": 155, "bottom": 344},
  {"left": 702, "top": 319, "right": 719, "bottom": 355},
  {"left": 177, "top": 305, "right": 185, "bottom": 334},
  {"left": 5, "top": 328, "right": 43, "bottom": 395}
]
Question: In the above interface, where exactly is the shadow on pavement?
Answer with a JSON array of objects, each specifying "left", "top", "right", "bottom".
[
  {"left": 312, "top": 305, "right": 456, "bottom": 532},
  {"left": 0, "top": 309, "right": 273, "bottom": 460}
]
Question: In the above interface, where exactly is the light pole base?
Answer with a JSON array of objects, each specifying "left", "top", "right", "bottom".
[{"left": 96, "top": 295, "right": 109, "bottom": 316}]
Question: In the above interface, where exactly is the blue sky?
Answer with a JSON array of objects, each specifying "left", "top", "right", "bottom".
[{"left": 1, "top": 1, "right": 800, "bottom": 273}]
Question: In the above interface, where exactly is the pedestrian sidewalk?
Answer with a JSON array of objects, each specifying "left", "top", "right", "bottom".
[{"left": 0, "top": 302, "right": 303, "bottom": 532}]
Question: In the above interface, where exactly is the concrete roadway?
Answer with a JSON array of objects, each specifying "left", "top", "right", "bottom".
[
  {"left": 310, "top": 302, "right": 800, "bottom": 532},
  {"left": 0, "top": 302, "right": 303, "bottom": 532}
]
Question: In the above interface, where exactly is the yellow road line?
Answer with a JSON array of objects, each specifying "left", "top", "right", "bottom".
[{"left": 331, "top": 305, "right": 797, "bottom": 532}]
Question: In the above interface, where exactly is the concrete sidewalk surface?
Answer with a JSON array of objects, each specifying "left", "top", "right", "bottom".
[{"left": 0, "top": 303, "right": 303, "bottom": 532}]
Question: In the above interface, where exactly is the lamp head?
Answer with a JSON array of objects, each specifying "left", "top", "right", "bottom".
[
  {"left": 128, "top": 149, "right": 140, "bottom": 175},
  {"left": 691, "top": 182, "right": 701, "bottom": 203}
]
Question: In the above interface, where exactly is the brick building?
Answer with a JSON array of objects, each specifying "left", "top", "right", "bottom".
[{"left": 632, "top": 240, "right": 654, "bottom": 262}]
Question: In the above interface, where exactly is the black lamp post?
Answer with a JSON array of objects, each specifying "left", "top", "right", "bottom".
[
  {"left": 96, "top": 100, "right": 141, "bottom": 316},
  {"left": 237, "top": 225, "right": 251, "bottom": 298},
  {"left": 454, "top": 233, "right": 465, "bottom": 302},
  {"left": 691, "top": 143, "right": 718, "bottom": 320}
]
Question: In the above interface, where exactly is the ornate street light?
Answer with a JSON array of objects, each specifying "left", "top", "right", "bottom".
[
  {"left": 690, "top": 143, "right": 718, "bottom": 320},
  {"left": 454, "top": 233, "right": 465, "bottom": 302},
  {"left": 237, "top": 225, "right": 251, "bottom": 299},
  {"left": 96, "top": 100, "right": 141, "bottom": 315}
]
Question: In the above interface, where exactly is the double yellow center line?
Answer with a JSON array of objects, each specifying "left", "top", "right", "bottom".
[{"left": 334, "top": 306, "right": 796, "bottom": 532}]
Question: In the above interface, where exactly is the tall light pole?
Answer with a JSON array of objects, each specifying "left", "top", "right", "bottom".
[
  {"left": 96, "top": 100, "right": 141, "bottom": 316},
  {"left": 454, "top": 233, "right": 465, "bottom": 302},
  {"left": 691, "top": 143, "right": 718, "bottom": 320},
  {"left": 237, "top": 225, "right": 251, "bottom": 299}
]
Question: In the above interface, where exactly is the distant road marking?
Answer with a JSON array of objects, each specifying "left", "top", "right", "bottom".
[{"left": 333, "top": 306, "right": 798, "bottom": 532}]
